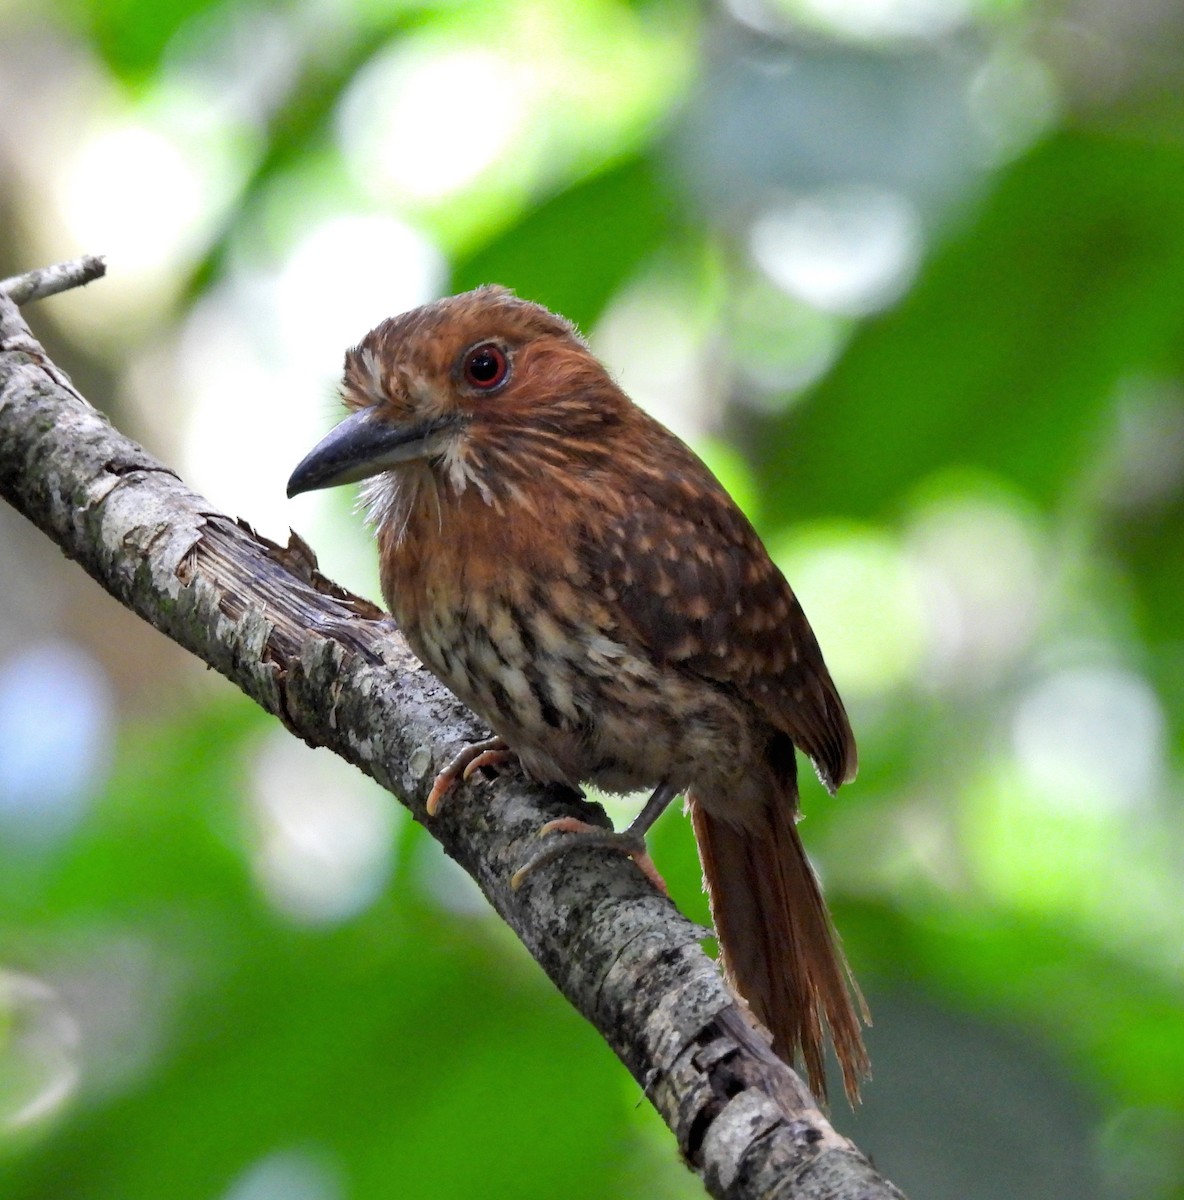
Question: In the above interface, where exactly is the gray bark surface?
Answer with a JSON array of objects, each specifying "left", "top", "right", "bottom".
[{"left": 0, "top": 267, "right": 906, "bottom": 1200}]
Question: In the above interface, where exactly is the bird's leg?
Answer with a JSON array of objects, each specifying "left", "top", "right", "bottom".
[
  {"left": 426, "top": 736, "right": 515, "bottom": 816},
  {"left": 510, "top": 780, "right": 680, "bottom": 894}
]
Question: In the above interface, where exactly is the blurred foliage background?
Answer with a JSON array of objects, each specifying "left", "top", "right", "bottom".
[{"left": 1, "top": 0, "right": 1183, "bottom": 1196}]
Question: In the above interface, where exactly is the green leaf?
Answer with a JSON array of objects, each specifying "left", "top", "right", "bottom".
[
  {"left": 756, "top": 130, "right": 1184, "bottom": 521},
  {"left": 451, "top": 155, "right": 679, "bottom": 333}
]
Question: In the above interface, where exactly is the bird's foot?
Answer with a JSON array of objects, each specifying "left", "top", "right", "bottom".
[
  {"left": 425, "top": 737, "right": 514, "bottom": 816},
  {"left": 510, "top": 817, "right": 668, "bottom": 895}
]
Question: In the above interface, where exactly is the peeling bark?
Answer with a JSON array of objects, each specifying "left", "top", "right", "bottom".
[{"left": 0, "top": 268, "right": 906, "bottom": 1200}]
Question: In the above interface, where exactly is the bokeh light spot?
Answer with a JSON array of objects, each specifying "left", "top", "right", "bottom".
[
  {"left": 767, "top": 0, "right": 974, "bottom": 40},
  {"left": 59, "top": 122, "right": 204, "bottom": 272},
  {"left": 1012, "top": 664, "right": 1164, "bottom": 817},
  {"left": 248, "top": 730, "right": 402, "bottom": 925},
  {"left": 906, "top": 478, "right": 1046, "bottom": 682},
  {"left": 173, "top": 213, "right": 442, "bottom": 543},
  {"left": 591, "top": 274, "right": 715, "bottom": 443},
  {"left": 773, "top": 521, "right": 928, "bottom": 696},
  {"left": 0, "top": 971, "right": 80, "bottom": 1134},
  {"left": 223, "top": 1148, "right": 343, "bottom": 1200},
  {"left": 750, "top": 186, "right": 923, "bottom": 316},
  {"left": 968, "top": 46, "right": 1059, "bottom": 163},
  {"left": 338, "top": 45, "right": 526, "bottom": 204},
  {"left": 273, "top": 214, "right": 445, "bottom": 377},
  {"left": 0, "top": 642, "right": 112, "bottom": 846}
]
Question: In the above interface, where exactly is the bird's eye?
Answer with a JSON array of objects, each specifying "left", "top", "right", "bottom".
[{"left": 462, "top": 343, "right": 509, "bottom": 391}]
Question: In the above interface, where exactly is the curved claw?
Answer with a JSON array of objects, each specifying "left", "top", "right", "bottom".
[
  {"left": 461, "top": 747, "right": 515, "bottom": 783},
  {"left": 510, "top": 818, "right": 668, "bottom": 895},
  {"left": 425, "top": 736, "right": 513, "bottom": 817}
]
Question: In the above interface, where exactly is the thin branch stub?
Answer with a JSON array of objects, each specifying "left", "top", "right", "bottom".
[{"left": 0, "top": 255, "right": 107, "bottom": 305}]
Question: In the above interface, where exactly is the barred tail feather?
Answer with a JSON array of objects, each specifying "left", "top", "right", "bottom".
[{"left": 689, "top": 791, "right": 869, "bottom": 1103}]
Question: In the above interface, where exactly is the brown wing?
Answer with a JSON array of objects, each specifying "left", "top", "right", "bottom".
[{"left": 582, "top": 444, "right": 857, "bottom": 791}]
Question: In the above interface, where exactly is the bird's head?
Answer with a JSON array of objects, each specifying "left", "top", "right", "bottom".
[{"left": 286, "top": 286, "right": 627, "bottom": 507}]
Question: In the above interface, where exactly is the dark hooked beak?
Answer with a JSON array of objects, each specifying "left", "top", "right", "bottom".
[{"left": 286, "top": 406, "right": 457, "bottom": 498}]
